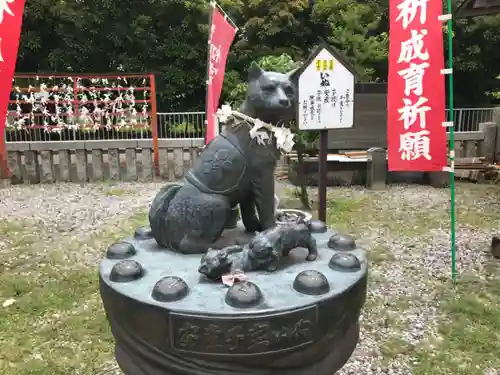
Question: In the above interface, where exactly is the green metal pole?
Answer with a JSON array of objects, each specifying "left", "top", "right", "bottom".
[{"left": 445, "top": 0, "right": 456, "bottom": 282}]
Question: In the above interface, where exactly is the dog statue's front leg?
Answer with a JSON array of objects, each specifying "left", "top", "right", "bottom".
[
  {"left": 240, "top": 193, "right": 262, "bottom": 232},
  {"left": 251, "top": 169, "right": 276, "bottom": 230}
]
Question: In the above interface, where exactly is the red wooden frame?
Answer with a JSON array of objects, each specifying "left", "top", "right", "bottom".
[{"left": 3, "top": 72, "right": 160, "bottom": 177}]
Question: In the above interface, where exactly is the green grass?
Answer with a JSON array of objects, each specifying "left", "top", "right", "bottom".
[
  {"left": 0, "top": 220, "right": 38, "bottom": 264},
  {"left": 412, "top": 271, "right": 500, "bottom": 375},
  {"left": 0, "top": 269, "right": 112, "bottom": 374},
  {"left": 95, "top": 181, "right": 135, "bottom": 197},
  {"left": 0, "top": 210, "right": 149, "bottom": 375},
  {"left": 104, "top": 187, "right": 128, "bottom": 197}
]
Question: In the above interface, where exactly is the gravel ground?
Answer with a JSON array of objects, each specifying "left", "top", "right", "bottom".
[
  {"left": 1, "top": 181, "right": 499, "bottom": 375},
  {"left": 0, "top": 182, "right": 166, "bottom": 239},
  {"left": 0, "top": 182, "right": 167, "bottom": 269}
]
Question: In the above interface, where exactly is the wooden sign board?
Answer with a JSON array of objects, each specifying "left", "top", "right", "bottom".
[{"left": 296, "top": 43, "right": 357, "bottom": 131}]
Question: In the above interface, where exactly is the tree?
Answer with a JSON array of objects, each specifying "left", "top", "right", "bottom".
[
  {"left": 451, "top": 15, "right": 500, "bottom": 105},
  {"left": 15, "top": 0, "right": 500, "bottom": 111},
  {"left": 221, "top": 0, "right": 389, "bottom": 105},
  {"left": 18, "top": 0, "right": 212, "bottom": 110},
  {"left": 219, "top": 0, "right": 315, "bottom": 106},
  {"left": 310, "top": 0, "right": 388, "bottom": 81},
  {"left": 220, "top": 0, "right": 314, "bottom": 66}
]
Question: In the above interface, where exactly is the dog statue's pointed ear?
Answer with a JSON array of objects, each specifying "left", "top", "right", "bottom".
[{"left": 248, "top": 61, "right": 263, "bottom": 81}]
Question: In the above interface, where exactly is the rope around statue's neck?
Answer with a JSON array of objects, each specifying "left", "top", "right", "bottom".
[{"left": 216, "top": 105, "right": 295, "bottom": 154}]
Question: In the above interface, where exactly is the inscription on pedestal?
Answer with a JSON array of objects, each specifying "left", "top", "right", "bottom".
[{"left": 169, "top": 306, "right": 318, "bottom": 356}]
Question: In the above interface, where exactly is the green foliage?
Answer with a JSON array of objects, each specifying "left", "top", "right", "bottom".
[
  {"left": 19, "top": 0, "right": 211, "bottom": 111},
  {"left": 291, "top": 121, "right": 319, "bottom": 154},
  {"left": 258, "top": 54, "right": 302, "bottom": 73},
  {"left": 170, "top": 122, "right": 199, "bottom": 136},
  {"left": 222, "top": 69, "right": 248, "bottom": 107},
  {"left": 491, "top": 75, "right": 500, "bottom": 100},
  {"left": 221, "top": 0, "right": 313, "bottom": 66},
  {"left": 311, "top": 0, "right": 388, "bottom": 80},
  {"left": 14, "top": 0, "right": 500, "bottom": 109},
  {"left": 450, "top": 15, "right": 500, "bottom": 105}
]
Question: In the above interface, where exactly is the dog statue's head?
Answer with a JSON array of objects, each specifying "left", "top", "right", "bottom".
[
  {"left": 198, "top": 248, "right": 232, "bottom": 280},
  {"left": 240, "top": 62, "right": 297, "bottom": 125}
]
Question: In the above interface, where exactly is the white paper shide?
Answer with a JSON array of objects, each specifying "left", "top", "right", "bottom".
[
  {"left": 216, "top": 104, "right": 295, "bottom": 153},
  {"left": 297, "top": 48, "right": 355, "bottom": 130}
]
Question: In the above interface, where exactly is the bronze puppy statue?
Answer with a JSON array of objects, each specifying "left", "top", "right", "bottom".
[{"left": 198, "top": 221, "right": 318, "bottom": 280}]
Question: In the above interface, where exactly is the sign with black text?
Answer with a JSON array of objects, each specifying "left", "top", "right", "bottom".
[{"left": 297, "top": 45, "right": 356, "bottom": 131}]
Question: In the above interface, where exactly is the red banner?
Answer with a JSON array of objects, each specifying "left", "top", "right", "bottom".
[
  {"left": 0, "top": 0, "right": 27, "bottom": 178},
  {"left": 205, "top": 5, "right": 237, "bottom": 144},
  {"left": 387, "top": 0, "right": 447, "bottom": 171}
]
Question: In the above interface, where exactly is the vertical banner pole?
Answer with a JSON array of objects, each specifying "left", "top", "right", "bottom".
[{"left": 445, "top": 2, "right": 456, "bottom": 282}]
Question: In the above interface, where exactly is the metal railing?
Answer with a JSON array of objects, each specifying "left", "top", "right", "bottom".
[
  {"left": 3, "top": 107, "right": 497, "bottom": 142},
  {"left": 446, "top": 108, "right": 495, "bottom": 132},
  {"left": 157, "top": 112, "right": 206, "bottom": 139},
  {"left": 156, "top": 108, "right": 496, "bottom": 137}
]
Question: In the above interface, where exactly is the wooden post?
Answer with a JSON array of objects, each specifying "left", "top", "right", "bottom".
[{"left": 318, "top": 130, "right": 328, "bottom": 223}]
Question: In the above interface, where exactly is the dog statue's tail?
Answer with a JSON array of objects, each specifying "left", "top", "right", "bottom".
[{"left": 148, "top": 183, "right": 183, "bottom": 246}]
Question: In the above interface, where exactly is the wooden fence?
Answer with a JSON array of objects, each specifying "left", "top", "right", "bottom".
[{"left": 6, "top": 139, "right": 204, "bottom": 184}]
